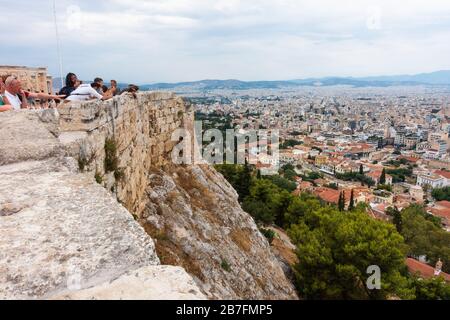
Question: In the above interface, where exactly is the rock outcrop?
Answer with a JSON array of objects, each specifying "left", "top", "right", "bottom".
[
  {"left": 141, "top": 165, "right": 297, "bottom": 299},
  {"left": 0, "top": 92, "right": 298, "bottom": 300}
]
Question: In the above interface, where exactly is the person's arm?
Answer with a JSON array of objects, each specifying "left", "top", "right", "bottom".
[
  {"left": 87, "top": 86, "right": 112, "bottom": 100},
  {"left": 101, "top": 90, "right": 114, "bottom": 100},
  {"left": 27, "top": 91, "right": 65, "bottom": 101},
  {"left": 0, "top": 105, "right": 13, "bottom": 112},
  {"left": 19, "top": 91, "right": 29, "bottom": 109}
]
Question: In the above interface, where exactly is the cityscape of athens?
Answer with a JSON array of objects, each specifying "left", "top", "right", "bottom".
[{"left": 1, "top": 0, "right": 449, "bottom": 307}]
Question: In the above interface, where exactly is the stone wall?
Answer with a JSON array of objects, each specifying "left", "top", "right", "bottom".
[{"left": 58, "top": 92, "right": 192, "bottom": 217}]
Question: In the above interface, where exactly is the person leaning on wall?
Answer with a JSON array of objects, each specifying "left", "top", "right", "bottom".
[
  {"left": 0, "top": 75, "right": 13, "bottom": 112},
  {"left": 3, "top": 76, "right": 65, "bottom": 110}
]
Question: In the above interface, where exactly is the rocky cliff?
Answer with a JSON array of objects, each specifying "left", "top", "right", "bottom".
[{"left": 0, "top": 92, "right": 297, "bottom": 300}]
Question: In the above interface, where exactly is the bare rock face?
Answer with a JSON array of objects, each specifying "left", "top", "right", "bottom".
[
  {"left": 51, "top": 266, "right": 206, "bottom": 300},
  {"left": 0, "top": 158, "right": 160, "bottom": 299},
  {"left": 0, "top": 111, "right": 62, "bottom": 166},
  {"left": 140, "top": 165, "right": 298, "bottom": 300}
]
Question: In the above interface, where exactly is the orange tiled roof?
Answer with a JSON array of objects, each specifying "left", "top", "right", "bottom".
[
  {"left": 367, "top": 170, "right": 392, "bottom": 180},
  {"left": 406, "top": 258, "right": 450, "bottom": 282},
  {"left": 399, "top": 156, "right": 420, "bottom": 163},
  {"left": 429, "top": 207, "right": 450, "bottom": 220},
  {"left": 436, "top": 200, "right": 450, "bottom": 209},
  {"left": 435, "top": 170, "right": 450, "bottom": 180},
  {"left": 314, "top": 187, "right": 340, "bottom": 204}
]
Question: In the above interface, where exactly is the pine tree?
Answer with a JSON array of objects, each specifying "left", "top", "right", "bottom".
[
  {"left": 338, "top": 191, "right": 346, "bottom": 211},
  {"left": 386, "top": 206, "right": 402, "bottom": 233},
  {"left": 349, "top": 189, "right": 355, "bottom": 211},
  {"left": 237, "top": 158, "right": 252, "bottom": 202},
  {"left": 380, "top": 168, "right": 386, "bottom": 185},
  {"left": 359, "top": 164, "right": 364, "bottom": 175}
]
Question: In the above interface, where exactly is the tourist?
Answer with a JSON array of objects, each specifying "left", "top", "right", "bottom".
[
  {"left": 93, "top": 77, "right": 104, "bottom": 94},
  {"left": 110, "top": 80, "right": 120, "bottom": 96},
  {"left": 120, "top": 84, "right": 139, "bottom": 94},
  {"left": 66, "top": 82, "right": 113, "bottom": 102},
  {"left": 4, "top": 76, "right": 65, "bottom": 110},
  {"left": 0, "top": 76, "right": 13, "bottom": 112},
  {"left": 58, "top": 73, "right": 79, "bottom": 98}
]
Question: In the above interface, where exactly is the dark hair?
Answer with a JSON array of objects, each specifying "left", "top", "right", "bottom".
[
  {"left": 91, "top": 82, "right": 102, "bottom": 89},
  {"left": 65, "top": 73, "right": 77, "bottom": 87},
  {"left": 94, "top": 77, "right": 103, "bottom": 84},
  {"left": 102, "top": 85, "right": 108, "bottom": 93}
]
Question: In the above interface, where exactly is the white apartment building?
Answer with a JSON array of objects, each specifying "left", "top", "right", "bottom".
[{"left": 416, "top": 172, "right": 446, "bottom": 189}]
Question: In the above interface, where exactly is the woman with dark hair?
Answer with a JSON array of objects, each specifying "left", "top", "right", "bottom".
[{"left": 58, "top": 73, "right": 79, "bottom": 98}]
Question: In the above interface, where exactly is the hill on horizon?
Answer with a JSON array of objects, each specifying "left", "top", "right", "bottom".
[
  {"left": 140, "top": 70, "right": 450, "bottom": 90},
  {"left": 53, "top": 70, "right": 450, "bottom": 91}
]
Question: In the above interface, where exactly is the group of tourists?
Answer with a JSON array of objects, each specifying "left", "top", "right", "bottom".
[{"left": 0, "top": 72, "right": 140, "bottom": 112}]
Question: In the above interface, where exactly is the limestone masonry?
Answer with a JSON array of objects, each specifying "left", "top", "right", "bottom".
[{"left": 0, "top": 92, "right": 298, "bottom": 300}]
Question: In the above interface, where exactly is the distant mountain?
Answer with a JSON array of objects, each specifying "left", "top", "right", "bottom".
[
  {"left": 52, "top": 70, "right": 450, "bottom": 92},
  {"left": 141, "top": 70, "right": 450, "bottom": 91},
  {"left": 356, "top": 70, "right": 450, "bottom": 85},
  {"left": 140, "top": 79, "right": 297, "bottom": 91}
]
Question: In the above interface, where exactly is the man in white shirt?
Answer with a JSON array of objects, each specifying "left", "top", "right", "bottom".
[
  {"left": 66, "top": 82, "right": 112, "bottom": 102},
  {"left": 4, "top": 76, "right": 65, "bottom": 110}
]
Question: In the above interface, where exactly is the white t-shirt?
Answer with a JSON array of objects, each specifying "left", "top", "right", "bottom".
[
  {"left": 66, "top": 84, "right": 103, "bottom": 101},
  {"left": 4, "top": 91, "right": 22, "bottom": 110}
]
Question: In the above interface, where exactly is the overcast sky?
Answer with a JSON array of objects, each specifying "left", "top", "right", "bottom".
[{"left": 2, "top": 0, "right": 450, "bottom": 83}]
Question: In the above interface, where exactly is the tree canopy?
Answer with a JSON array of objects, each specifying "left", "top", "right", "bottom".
[
  {"left": 288, "top": 207, "right": 414, "bottom": 299},
  {"left": 432, "top": 186, "right": 450, "bottom": 202},
  {"left": 400, "top": 205, "right": 450, "bottom": 273}
]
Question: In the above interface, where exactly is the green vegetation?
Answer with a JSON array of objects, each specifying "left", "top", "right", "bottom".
[
  {"left": 326, "top": 183, "right": 339, "bottom": 190},
  {"left": 104, "top": 137, "right": 119, "bottom": 173},
  {"left": 95, "top": 172, "right": 103, "bottom": 185},
  {"left": 399, "top": 205, "right": 450, "bottom": 273},
  {"left": 379, "top": 168, "right": 386, "bottom": 185},
  {"left": 217, "top": 164, "right": 450, "bottom": 299},
  {"left": 260, "top": 228, "right": 276, "bottom": 244},
  {"left": 409, "top": 275, "right": 450, "bottom": 300},
  {"left": 376, "top": 184, "right": 392, "bottom": 192},
  {"left": 348, "top": 189, "right": 355, "bottom": 211},
  {"left": 386, "top": 206, "right": 403, "bottom": 233},
  {"left": 263, "top": 175, "right": 297, "bottom": 192},
  {"left": 242, "top": 179, "right": 291, "bottom": 225},
  {"left": 279, "top": 163, "right": 298, "bottom": 182},
  {"left": 432, "top": 186, "right": 450, "bottom": 201},
  {"left": 221, "top": 259, "right": 232, "bottom": 272},
  {"left": 195, "top": 111, "right": 233, "bottom": 147},
  {"left": 335, "top": 172, "right": 375, "bottom": 187},
  {"left": 215, "top": 162, "right": 252, "bottom": 202},
  {"left": 280, "top": 139, "right": 303, "bottom": 149},
  {"left": 385, "top": 167, "right": 413, "bottom": 183},
  {"left": 300, "top": 171, "right": 323, "bottom": 184},
  {"left": 338, "top": 191, "right": 346, "bottom": 211},
  {"left": 385, "top": 158, "right": 410, "bottom": 167},
  {"left": 288, "top": 207, "right": 414, "bottom": 299}
]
